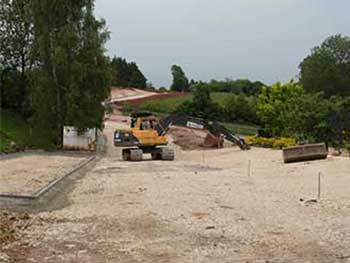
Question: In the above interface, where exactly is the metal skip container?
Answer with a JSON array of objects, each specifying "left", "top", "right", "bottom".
[
  {"left": 63, "top": 126, "right": 97, "bottom": 151},
  {"left": 283, "top": 143, "right": 328, "bottom": 163}
]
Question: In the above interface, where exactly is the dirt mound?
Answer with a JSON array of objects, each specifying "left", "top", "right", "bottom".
[{"left": 166, "top": 126, "right": 211, "bottom": 150}]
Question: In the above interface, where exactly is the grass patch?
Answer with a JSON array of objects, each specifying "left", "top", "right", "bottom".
[
  {"left": 140, "top": 94, "right": 192, "bottom": 113},
  {"left": 221, "top": 122, "right": 259, "bottom": 136},
  {"left": 211, "top": 92, "right": 231, "bottom": 105},
  {"left": 0, "top": 133, "right": 12, "bottom": 152},
  {"left": 0, "top": 110, "right": 54, "bottom": 152},
  {"left": 139, "top": 92, "right": 229, "bottom": 114}
]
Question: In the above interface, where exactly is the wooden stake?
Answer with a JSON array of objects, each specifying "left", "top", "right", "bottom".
[
  {"left": 202, "top": 150, "right": 205, "bottom": 167},
  {"left": 248, "top": 160, "right": 251, "bottom": 177},
  {"left": 318, "top": 172, "right": 321, "bottom": 200}
]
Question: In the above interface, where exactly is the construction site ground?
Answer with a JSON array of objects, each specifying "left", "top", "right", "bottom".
[
  {"left": 0, "top": 153, "right": 89, "bottom": 196},
  {"left": 1, "top": 115, "right": 350, "bottom": 263}
]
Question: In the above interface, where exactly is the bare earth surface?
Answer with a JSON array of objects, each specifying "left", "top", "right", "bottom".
[
  {"left": 109, "top": 87, "right": 157, "bottom": 103},
  {"left": 0, "top": 154, "right": 88, "bottom": 195},
  {"left": 1, "top": 118, "right": 349, "bottom": 263}
]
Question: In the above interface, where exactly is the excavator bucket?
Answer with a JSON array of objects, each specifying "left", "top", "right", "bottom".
[
  {"left": 203, "top": 133, "right": 224, "bottom": 148},
  {"left": 283, "top": 143, "right": 328, "bottom": 163}
]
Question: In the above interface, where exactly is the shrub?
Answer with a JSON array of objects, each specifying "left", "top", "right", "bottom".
[
  {"left": 272, "top": 137, "right": 297, "bottom": 149},
  {"left": 246, "top": 136, "right": 297, "bottom": 149},
  {"left": 122, "top": 102, "right": 133, "bottom": 116}
]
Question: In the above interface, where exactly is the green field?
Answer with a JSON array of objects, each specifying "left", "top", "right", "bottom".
[
  {"left": 140, "top": 92, "right": 232, "bottom": 113},
  {"left": 140, "top": 94, "right": 192, "bottom": 113},
  {"left": 221, "top": 122, "right": 259, "bottom": 136},
  {"left": 0, "top": 110, "right": 53, "bottom": 153},
  {"left": 138, "top": 92, "right": 259, "bottom": 136}
]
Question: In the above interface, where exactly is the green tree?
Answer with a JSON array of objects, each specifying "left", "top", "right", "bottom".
[
  {"left": 257, "top": 81, "right": 331, "bottom": 142},
  {"left": 0, "top": 0, "right": 34, "bottom": 72},
  {"left": 170, "top": 65, "right": 189, "bottom": 92},
  {"left": 110, "top": 57, "right": 147, "bottom": 88},
  {"left": 111, "top": 57, "right": 128, "bottom": 86},
  {"left": 300, "top": 35, "right": 350, "bottom": 97},
  {"left": 0, "top": 0, "right": 34, "bottom": 115},
  {"left": 176, "top": 84, "right": 222, "bottom": 119},
  {"left": 192, "top": 78, "right": 265, "bottom": 95},
  {"left": 30, "top": 0, "right": 111, "bottom": 146},
  {"left": 225, "top": 94, "right": 259, "bottom": 124},
  {"left": 257, "top": 82, "right": 302, "bottom": 136},
  {"left": 128, "top": 62, "right": 147, "bottom": 88},
  {"left": 329, "top": 97, "right": 350, "bottom": 148}
]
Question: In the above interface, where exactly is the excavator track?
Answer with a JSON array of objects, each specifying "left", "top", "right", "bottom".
[
  {"left": 159, "top": 147, "right": 175, "bottom": 161},
  {"left": 122, "top": 148, "right": 143, "bottom": 161},
  {"left": 151, "top": 147, "right": 175, "bottom": 161},
  {"left": 123, "top": 147, "right": 175, "bottom": 161}
]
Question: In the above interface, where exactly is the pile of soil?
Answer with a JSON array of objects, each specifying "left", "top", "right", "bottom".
[{"left": 166, "top": 126, "right": 210, "bottom": 150}]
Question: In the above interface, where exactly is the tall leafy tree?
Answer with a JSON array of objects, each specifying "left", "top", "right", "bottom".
[
  {"left": 176, "top": 84, "right": 222, "bottom": 119},
  {"left": 110, "top": 57, "right": 147, "bottom": 88},
  {"left": 110, "top": 57, "right": 129, "bottom": 87},
  {"left": 329, "top": 97, "right": 350, "bottom": 148},
  {"left": 170, "top": 65, "right": 189, "bottom": 92},
  {"left": 127, "top": 62, "right": 147, "bottom": 88},
  {"left": 0, "top": 0, "right": 34, "bottom": 115},
  {"left": 257, "top": 81, "right": 331, "bottom": 142},
  {"left": 225, "top": 94, "right": 259, "bottom": 124},
  {"left": 30, "top": 0, "right": 111, "bottom": 145},
  {"left": 0, "top": 0, "right": 34, "bottom": 73},
  {"left": 300, "top": 35, "right": 350, "bottom": 97}
]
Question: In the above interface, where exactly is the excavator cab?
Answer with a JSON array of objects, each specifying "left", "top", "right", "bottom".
[{"left": 114, "top": 112, "right": 175, "bottom": 161}]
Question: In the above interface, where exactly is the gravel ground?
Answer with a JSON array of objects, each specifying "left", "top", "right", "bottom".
[
  {"left": 0, "top": 153, "right": 88, "bottom": 195},
  {"left": 1, "top": 120, "right": 350, "bottom": 263}
]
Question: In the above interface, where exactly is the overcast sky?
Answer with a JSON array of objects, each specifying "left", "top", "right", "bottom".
[{"left": 95, "top": 0, "right": 350, "bottom": 87}]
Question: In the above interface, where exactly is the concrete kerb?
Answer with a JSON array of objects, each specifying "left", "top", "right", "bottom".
[{"left": 0, "top": 155, "right": 96, "bottom": 207}]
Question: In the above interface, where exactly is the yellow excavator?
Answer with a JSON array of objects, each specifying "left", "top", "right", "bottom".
[
  {"left": 114, "top": 112, "right": 250, "bottom": 161},
  {"left": 114, "top": 112, "right": 175, "bottom": 161}
]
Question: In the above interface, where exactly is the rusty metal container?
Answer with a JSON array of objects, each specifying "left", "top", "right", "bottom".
[{"left": 283, "top": 143, "right": 328, "bottom": 163}]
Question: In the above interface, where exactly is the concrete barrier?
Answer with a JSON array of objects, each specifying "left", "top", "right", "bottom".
[{"left": 283, "top": 143, "right": 328, "bottom": 163}]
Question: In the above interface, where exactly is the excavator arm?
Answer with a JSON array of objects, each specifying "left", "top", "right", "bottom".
[{"left": 156, "top": 114, "right": 250, "bottom": 150}]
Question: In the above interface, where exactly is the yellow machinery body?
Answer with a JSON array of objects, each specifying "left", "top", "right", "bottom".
[{"left": 114, "top": 113, "right": 174, "bottom": 161}]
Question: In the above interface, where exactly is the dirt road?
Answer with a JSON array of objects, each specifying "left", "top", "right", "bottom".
[
  {"left": 2, "top": 119, "right": 350, "bottom": 263},
  {"left": 109, "top": 88, "right": 157, "bottom": 104}
]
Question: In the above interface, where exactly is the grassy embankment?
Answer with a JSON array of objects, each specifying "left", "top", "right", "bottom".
[
  {"left": 138, "top": 92, "right": 259, "bottom": 136},
  {"left": 0, "top": 110, "right": 53, "bottom": 153}
]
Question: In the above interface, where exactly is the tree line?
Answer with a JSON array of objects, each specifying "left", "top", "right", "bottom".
[
  {"left": 169, "top": 64, "right": 265, "bottom": 95},
  {"left": 1, "top": 0, "right": 349, "bottom": 151},
  {"left": 175, "top": 35, "right": 350, "bottom": 148}
]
